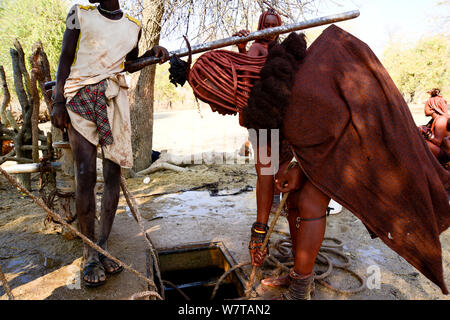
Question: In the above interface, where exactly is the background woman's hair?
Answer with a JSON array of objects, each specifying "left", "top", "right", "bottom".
[{"left": 430, "top": 88, "right": 441, "bottom": 97}]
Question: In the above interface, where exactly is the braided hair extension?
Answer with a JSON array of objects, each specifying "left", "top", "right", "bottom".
[{"left": 241, "top": 32, "right": 307, "bottom": 130}]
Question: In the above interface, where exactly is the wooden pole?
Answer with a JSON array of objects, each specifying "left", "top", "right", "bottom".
[
  {"left": 245, "top": 192, "right": 290, "bottom": 297},
  {"left": 10, "top": 40, "right": 33, "bottom": 190},
  {"left": 0, "top": 66, "right": 11, "bottom": 127},
  {"left": 29, "top": 46, "right": 41, "bottom": 163},
  {"left": 125, "top": 10, "right": 360, "bottom": 70}
]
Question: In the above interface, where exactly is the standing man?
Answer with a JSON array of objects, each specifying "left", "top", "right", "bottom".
[{"left": 51, "top": 0, "right": 169, "bottom": 287}]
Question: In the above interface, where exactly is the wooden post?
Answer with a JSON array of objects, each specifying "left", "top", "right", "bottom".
[
  {"left": 0, "top": 66, "right": 11, "bottom": 127},
  {"left": 29, "top": 45, "right": 41, "bottom": 163},
  {"left": 10, "top": 40, "right": 33, "bottom": 190},
  {"left": 31, "top": 41, "right": 53, "bottom": 119}
]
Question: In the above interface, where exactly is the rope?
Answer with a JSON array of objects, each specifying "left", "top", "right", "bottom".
[
  {"left": 0, "top": 166, "right": 162, "bottom": 300},
  {"left": 245, "top": 192, "right": 290, "bottom": 297},
  {"left": 162, "top": 280, "right": 191, "bottom": 301},
  {"left": 129, "top": 291, "right": 164, "bottom": 300},
  {"left": 188, "top": 50, "right": 266, "bottom": 114},
  {"left": 0, "top": 164, "right": 365, "bottom": 299},
  {"left": 210, "top": 262, "right": 252, "bottom": 300},
  {"left": 119, "top": 174, "right": 165, "bottom": 298},
  {"left": 0, "top": 264, "right": 14, "bottom": 300},
  {"left": 266, "top": 237, "right": 366, "bottom": 294}
]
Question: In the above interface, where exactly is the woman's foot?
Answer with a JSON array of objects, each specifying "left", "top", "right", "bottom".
[
  {"left": 279, "top": 270, "right": 315, "bottom": 300},
  {"left": 261, "top": 273, "right": 291, "bottom": 288}
]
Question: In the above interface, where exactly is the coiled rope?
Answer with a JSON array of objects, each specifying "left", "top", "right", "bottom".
[{"left": 265, "top": 236, "right": 366, "bottom": 295}]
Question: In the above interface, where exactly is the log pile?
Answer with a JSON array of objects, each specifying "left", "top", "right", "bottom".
[{"left": 0, "top": 39, "right": 54, "bottom": 190}]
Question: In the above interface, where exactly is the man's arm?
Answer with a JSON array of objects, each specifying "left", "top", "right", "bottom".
[
  {"left": 123, "top": 30, "right": 169, "bottom": 73},
  {"left": 51, "top": 13, "right": 80, "bottom": 130}
]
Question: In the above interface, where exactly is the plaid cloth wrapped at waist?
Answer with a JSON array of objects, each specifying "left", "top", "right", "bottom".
[{"left": 66, "top": 80, "right": 113, "bottom": 146}]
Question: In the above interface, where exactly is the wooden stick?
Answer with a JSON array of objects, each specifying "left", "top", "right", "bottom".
[
  {"left": 245, "top": 191, "right": 289, "bottom": 297},
  {"left": 0, "top": 166, "right": 161, "bottom": 296},
  {"left": 136, "top": 161, "right": 187, "bottom": 176},
  {"left": 29, "top": 46, "right": 42, "bottom": 163},
  {"left": 119, "top": 174, "right": 164, "bottom": 298},
  {"left": 0, "top": 264, "right": 14, "bottom": 300},
  {"left": 0, "top": 66, "right": 11, "bottom": 127},
  {"left": 124, "top": 10, "right": 360, "bottom": 70}
]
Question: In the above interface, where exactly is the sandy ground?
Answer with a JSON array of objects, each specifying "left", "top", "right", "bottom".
[{"left": 0, "top": 104, "right": 449, "bottom": 300}]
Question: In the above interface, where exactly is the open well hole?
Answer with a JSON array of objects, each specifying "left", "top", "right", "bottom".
[{"left": 157, "top": 242, "right": 246, "bottom": 301}]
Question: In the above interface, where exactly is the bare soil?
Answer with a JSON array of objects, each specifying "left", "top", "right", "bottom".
[
  {"left": 1, "top": 106, "right": 449, "bottom": 300},
  {"left": 0, "top": 163, "right": 448, "bottom": 300}
]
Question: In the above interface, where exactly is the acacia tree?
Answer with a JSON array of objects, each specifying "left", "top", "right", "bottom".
[
  {"left": 381, "top": 1, "right": 449, "bottom": 103},
  {"left": 0, "top": 0, "right": 66, "bottom": 86},
  {"left": 124, "top": 0, "right": 336, "bottom": 172},
  {"left": 126, "top": 0, "right": 165, "bottom": 172},
  {"left": 382, "top": 34, "right": 450, "bottom": 103}
]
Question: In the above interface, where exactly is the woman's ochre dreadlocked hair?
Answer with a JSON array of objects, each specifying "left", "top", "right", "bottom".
[
  {"left": 241, "top": 32, "right": 307, "bottom": 130},
  {"left": 258, "top": 9, "right": 282, "bottom": 30}
]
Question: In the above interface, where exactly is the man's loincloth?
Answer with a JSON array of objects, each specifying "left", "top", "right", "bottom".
[
  {"left": 66, "top": 81, "right": 113, "bottom": 147},
  {"left": 66, "top": 75, "right": 133, "bottom": 168}
]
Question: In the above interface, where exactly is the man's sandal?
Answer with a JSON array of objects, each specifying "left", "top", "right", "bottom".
[
  {"left": 82, "top": 261, "right": 106, "bottom": 287},
  {"left": 99, "top": 253, "right": 123, "bottom": 275}
]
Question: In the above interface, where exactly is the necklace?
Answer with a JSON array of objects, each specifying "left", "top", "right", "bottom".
[{"left": 98, "top": 4, "right": 123, "bottom": 15}]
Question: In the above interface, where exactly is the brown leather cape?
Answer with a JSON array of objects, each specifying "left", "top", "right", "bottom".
[{"left": 282, "top": 25, "right": 450, "bottom": 294}]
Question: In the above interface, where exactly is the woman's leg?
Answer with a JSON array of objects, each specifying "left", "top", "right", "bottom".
[
  {"left": 292, "top": 180, "right": 330, "bottom": 276},
  {"left": 261, "top": 190, "right": 301, "bottom": 288},
  {"left": 280, "top": 180, "right": 330, "bottom": 299}
]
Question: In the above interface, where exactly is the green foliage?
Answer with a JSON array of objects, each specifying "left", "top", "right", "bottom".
[
  {"left": 382, "top": 34, "right": 450, "bottom": 103},
  {"left": 0, "top": 0, "right": 69, "bottom": 84},
  {"left": 154, "top": 63, "right": 178, "bottom": 105},
  {"left": 153, "top": 62, "right": 197, "bottom": 110}
]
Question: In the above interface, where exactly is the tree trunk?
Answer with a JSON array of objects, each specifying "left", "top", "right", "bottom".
[{"left": 128, "top": 0, "right": 165, "bottom": 172}]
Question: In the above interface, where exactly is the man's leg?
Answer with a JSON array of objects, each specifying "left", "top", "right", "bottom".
[
  {"left": 68, "top": 125, "right": 106, "bottom": 286},
  {"left": 97, "top": 157, "right": 122, "bottom": 274}
]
